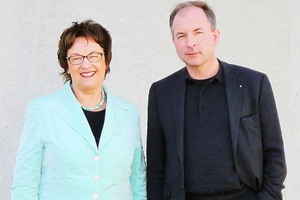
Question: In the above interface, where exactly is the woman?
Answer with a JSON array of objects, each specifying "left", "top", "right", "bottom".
[{"left": 11, "top": 20, "right": 146, "bottom": 200}]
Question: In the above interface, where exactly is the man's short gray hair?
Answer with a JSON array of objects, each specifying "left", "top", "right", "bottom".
[{"left": 169, "top": 1, "right": 216, "bottom": 35}]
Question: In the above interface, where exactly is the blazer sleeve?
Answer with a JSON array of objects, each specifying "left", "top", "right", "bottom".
[
  {"left": 257, "top": 75, "right": 287, "bottom": 200},
  {"left": 11, "top": 100, "right": 43, "bottom": 200},
  {"left": 146, "top": 83, "right": 166, "bottom": 200},
  {"left": 129, "top": 108, "right": 147, "bottom": 200}
]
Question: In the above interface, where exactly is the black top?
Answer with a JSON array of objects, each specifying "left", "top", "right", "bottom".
[
  {"left": 83, "top": 109, "right": 106, "bottom": 147},
  {"left": 184, "top": 65, "right": 243, "bottom": 199}
]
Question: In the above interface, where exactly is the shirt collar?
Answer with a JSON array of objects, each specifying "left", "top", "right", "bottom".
[{"left": 184, "top": 61, "right": 224, "bottom": 84}]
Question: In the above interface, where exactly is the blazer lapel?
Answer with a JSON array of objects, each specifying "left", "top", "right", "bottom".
[
  {"left": 54, "top": 82, "right": 97, "bottom": 151},
  {"left": 222, "top": 62, "right": 244, "bottom": 161},
  {"left": 171, "top": 68, "right": 186, "bottom": 168},
  {"left": 98, "top": 85, "right": 128, "bottom": 150}
]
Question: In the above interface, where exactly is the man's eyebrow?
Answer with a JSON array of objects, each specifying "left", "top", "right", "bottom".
[
  {"left": 175, "top": 31, "right": 186, "bottom": 36},
  {"left": 194, "top": 27, "right": 204, "bottom": 32}
]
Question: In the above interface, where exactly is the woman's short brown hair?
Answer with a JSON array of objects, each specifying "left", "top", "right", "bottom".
[{"left": 57, "top": 19, "right": 112, "bottom": 82}]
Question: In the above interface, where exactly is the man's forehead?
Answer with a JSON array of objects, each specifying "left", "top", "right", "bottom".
[{"left": 175, "top": 6, "right": 204, "bottom": 18}]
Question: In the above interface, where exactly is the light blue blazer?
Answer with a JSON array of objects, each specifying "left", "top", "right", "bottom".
[{"left": 11, "top": 82, "right": 146, "bottom": 200}]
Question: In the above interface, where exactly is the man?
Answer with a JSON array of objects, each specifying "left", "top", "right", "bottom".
[{"left": 147, "top": 1, "right": 286, "bottom": 200}]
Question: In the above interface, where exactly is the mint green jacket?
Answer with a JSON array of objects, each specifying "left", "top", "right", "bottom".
[{"left": 11, "top": 82, "right": 146, "bottom": 200}]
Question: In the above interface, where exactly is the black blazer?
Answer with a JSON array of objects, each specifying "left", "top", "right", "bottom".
[{"left": 147, "top": 60, "right": 286, "bottom": 200}]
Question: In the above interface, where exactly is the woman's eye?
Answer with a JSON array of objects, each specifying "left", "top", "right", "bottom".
[{"left": 72, "top": 57, "right": 81, "bottom": 61}]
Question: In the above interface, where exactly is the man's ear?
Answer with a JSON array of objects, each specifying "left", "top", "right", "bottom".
[{"left": 213, "top": 29, "right": 220, "bottom": 46}]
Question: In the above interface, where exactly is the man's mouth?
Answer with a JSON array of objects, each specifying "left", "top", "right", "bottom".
[{"left": 186, "top": 52, "right": 200, "bottom": 56}]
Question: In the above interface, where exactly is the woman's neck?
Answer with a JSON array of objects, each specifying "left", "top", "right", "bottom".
[{"left": 72, "top": 84, "right": 106, "bottom": 111}]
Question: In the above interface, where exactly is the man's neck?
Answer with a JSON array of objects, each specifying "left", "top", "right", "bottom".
[{"left": 186, "top": 58, "right": 219, "bottom": 80}]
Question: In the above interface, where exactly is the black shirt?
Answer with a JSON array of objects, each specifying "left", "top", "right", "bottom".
[
  {"left": 83, "top": 109, "right": 106, "bottom": 147},
  {"left": 184, "top": 65, "right": 243, "bottom": 199}
]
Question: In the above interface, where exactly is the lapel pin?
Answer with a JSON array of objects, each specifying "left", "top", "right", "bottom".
[{"left": 239, "top": 85, "right": 242, "bottom": 88}]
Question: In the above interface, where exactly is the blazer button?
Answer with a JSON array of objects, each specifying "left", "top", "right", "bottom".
[
  {"left": 181, "top": 186, "right": 184, "bottom": 190},
  {"left": 93, "top": 193, "right": 99, "bottom": 199},
  {"left": 94, "top": 156, "right": 100, "bottom": 161},
  {"left": 93, "top": 174, "right": 99, "bottom": 180}
]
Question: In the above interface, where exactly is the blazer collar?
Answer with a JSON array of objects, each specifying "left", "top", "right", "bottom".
[
  {"left": 171, "top": 68, "right": 187, "bottom": 167},
  {"left": 54, "top": 81, "right": 129, "bottom": 152},
  {"left": 221, "top": 61, "right": 244, "bottom": 159},
  {"left": 98, "top": 85, "right": 129, "bottom": 150}
]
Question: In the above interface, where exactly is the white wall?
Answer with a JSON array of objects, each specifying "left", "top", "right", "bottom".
[{"left": 1, "top": 0, "right": 299, "bottom": 199}]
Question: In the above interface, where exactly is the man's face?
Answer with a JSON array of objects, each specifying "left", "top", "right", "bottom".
[{"left": 172, "top": 6, "right": 219, "bottom": 69}]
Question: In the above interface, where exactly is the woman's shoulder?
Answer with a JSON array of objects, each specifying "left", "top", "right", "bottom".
[
  {"left": 108, "top": 92, "right": 137, "bottom": 109},
  {"left": 29, "top": 82, "right": 70, "bottom": 106},
  {"left": 106, "top": 91, "right": 139, "bottom": 116},
  {"left": 30, "top": 90, "right": 60, "bottom": 106},
  {"left": 22, "top": 90, "right": 62, "bottom": 119}
]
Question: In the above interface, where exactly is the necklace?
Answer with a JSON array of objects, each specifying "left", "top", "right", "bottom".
[{"left": 80, "top": 89, "right": 106, "bottom": 111}]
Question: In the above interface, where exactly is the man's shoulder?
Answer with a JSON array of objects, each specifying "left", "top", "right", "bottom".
[
  {"left": 152, "top": 67, "right": 186, "bottom": 86},
  {"left": 221, "top": 60, "right": 266, "bottom": 78}
]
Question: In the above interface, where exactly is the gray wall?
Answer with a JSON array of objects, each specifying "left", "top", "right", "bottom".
[{"left": 1, "top": 0, "right": 299, "bottom": 199}]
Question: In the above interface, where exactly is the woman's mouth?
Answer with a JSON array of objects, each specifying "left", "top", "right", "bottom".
[{"left": 81, "top": 72, "right": 95, "bottom": 77}]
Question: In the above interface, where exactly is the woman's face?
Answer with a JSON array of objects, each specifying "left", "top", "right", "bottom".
[{"left": 67, "top": 37, "right": 107, "bottom": 92}]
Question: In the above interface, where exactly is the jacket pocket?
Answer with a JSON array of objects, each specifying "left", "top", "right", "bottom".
[
  {"left": 237, "top": 112, "right": 263, "bottom": 191},
  {"left": 239, "top": 112, "right": 262, "bottom": 154},
  {"left": 241, "top": 113, "right": 259, "bottom": 125},
  {"left": 240, "top": 113, "right": 261, "bottom": 146}
]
